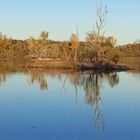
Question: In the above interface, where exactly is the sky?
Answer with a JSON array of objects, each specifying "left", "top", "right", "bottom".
[{"left": 0, "top": 0, "right": 140, "bottom": 45}]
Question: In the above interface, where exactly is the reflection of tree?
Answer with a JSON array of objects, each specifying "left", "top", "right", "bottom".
[
  {"left": 69, "top": 73, "right": 80, "bottom": 105},
  {"left": 0, "top": 67, "right": 120, "bottom": 130},
  {"left": 0, "top": 73, "right": 7, "bottom": 85},
  {"left": 77, "top": 72, "right": 120, "bottom": 129},
  {"left": 79, "top": 73, "right": 104, "bottom": 130},
  {"left": 28, "top": 71, "right": 48, "bottom": 90},
  {"left": 76, "top": 72, "right": 120, "bottom": 130},
  {"left": 0, "top": 68, "right": 11, "bottom": 86},
  {"left": 108, "top": 72, "right": 119, "bottom": 88},
  {"left": 60, "top": 72, "right": 80, "bottom": 105},
  {"left": 80, "top": 74, "right": 98, "bottom": 106}
]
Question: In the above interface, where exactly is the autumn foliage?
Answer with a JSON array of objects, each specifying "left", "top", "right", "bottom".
[{"left": 0, "top": 31, "right": 139, "bottom": 64}]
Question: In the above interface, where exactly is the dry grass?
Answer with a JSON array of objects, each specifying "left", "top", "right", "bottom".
[{"left": 11, "top": 59, "right": 76, "bottom": 69}]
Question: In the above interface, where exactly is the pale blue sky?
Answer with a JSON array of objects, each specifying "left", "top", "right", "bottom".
[{"left": 0, "top": 0, "right": 140, "bottom": 44}]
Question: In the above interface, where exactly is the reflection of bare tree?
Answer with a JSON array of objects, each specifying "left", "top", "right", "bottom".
[
  {"left": 77, "top": 72, "right": 120, "bottom": 129},
  {"left": 78, "top": 73, "right": 104, "bottom": 130}
]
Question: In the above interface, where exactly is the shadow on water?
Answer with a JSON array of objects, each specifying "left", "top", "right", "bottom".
[{"left": 0, "top": 65, "right": 122, "bottom": 130}]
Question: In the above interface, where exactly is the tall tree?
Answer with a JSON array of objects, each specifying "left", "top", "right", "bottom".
[{"left": 96, "top": 5, "right": 107, "bottom": 36}]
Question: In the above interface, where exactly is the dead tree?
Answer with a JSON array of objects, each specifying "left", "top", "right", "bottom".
[{"left": 96, "top": 5, "right": 107, "bottom": 36}]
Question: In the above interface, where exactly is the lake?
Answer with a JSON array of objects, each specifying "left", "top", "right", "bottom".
[{"left": 0, "top": 67, "right": 140, "bottom": 140}]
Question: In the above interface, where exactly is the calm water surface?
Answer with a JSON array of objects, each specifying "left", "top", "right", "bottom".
[{"left": 0, "top": 68, "right": 140, "bottom": 140}]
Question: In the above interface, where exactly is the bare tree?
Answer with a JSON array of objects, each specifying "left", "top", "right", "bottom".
[
  {"left": 96, "top": 5, "right": 107, "bottom": 36},
  {"left": 85, "top": 5, "right": 108, "bottom": 62}
]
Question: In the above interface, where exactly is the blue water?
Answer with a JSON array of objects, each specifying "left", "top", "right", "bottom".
[{"left": 0, "top": 70, "right": 140, "bottom": 140}]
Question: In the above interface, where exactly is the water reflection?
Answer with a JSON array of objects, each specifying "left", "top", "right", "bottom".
[
  {"left": 28, "top": 71, "right": 48, "bottom": 90},
  {"left": 0, "top": 67, "right": 122, "bottom": 130},
  {"left": 0, "top": 68, "right": 11, "bottom": 85},
  {"left": 108, "top": 73, "right": 119, "bottom": 88},
  {"left": 78, "top": 72, "right": 120, "bottom": 129},
  {"left": 80, "top": 73, "right": 104, "bottom": 129}
]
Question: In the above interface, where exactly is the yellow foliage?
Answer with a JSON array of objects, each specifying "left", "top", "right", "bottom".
[{"left": 70, "top": 34, "right": 79, "bottom": 49}]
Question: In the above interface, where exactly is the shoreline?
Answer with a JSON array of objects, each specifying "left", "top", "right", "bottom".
[{"left": 0, "top": 59, "right": 131, "bottom": 72}]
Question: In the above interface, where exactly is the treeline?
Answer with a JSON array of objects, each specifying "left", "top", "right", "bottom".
[
  {"left": 118, "top": 44, "right": 140, "bottom": 58},
  {"left": 0, "top": 32, "right": 140, "bottom": 63}
]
